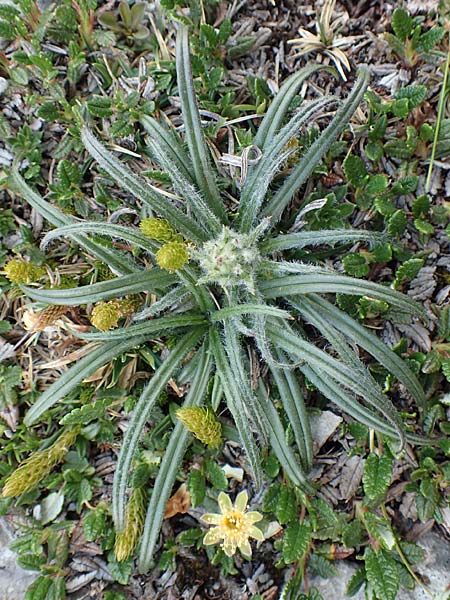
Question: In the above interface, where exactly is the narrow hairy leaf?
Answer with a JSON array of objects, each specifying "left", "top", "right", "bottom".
[
  {"left": 269, "top": 351, "right": 313, "bottom": 471},
  {"left": 145, "top": 135, "right": 222, "bottom": 236},
  {"left": 10, "top": 168, "right": 138, "bottom": 276},
  {"left": 24, "top": 336, "right": 150, "bottom": 426},
  {"left": 222, "top": 320, "right": 269, "bottom": 443},
  {"left": 261, "top": 229, "right": 386, "bottom": 253},
  {"left": 41, "top": 222, "right": 159, "bottom": 256},
  {"left": 138, "top": 345, "right": 211, "bottom": 572},
  {"left": 260, "top": 272, "right": 424, "bottom": 317},
  {"left": 303, "top": 295, "right": 426, "bottom": 407},
  {"left": 299, "top": 361, "right": 428, "bottom": 446},
  {"left": 291, "top": 297, "right": 390, "bottom": 412},
  {"left": 81, "top": 126, "right": 207, "bottom": 243},
  {"left": 76, "top": 314, "right": 207, "bottom": 341},
  {"left": 113, "top": 328, "right": 206, "bottom": 530},
  {"left": 262, "top": 69, "right": 370, "bottom": 223},
  {"left": 257, "top": 385, "right": 314, "bottom": 492},
  {"left": 239, "top": 95, "right": 338, "bottom": 232},
  {"left": 140, "top": 114, "right": 194, "bottom": 182},
  {"left": 254, "top": 63, "right": 334, "bottom": 148},
  {"left": 209, "top": 328, "right": 263, "bottom": 487},
  {"left": 210, "top": 304, "right": 291, "bottom": 322},
  {"left": 282, "top": 521, "right": 311, "bottom": 564},
  {"left": 23, "top": 270, "right": 176, "bottom": 305},
  {"left": 267, "top": 322, "right": 405, "bottom": 447},
  {"left": 176, "top": 26, "right": 227, "bottom": 223}
]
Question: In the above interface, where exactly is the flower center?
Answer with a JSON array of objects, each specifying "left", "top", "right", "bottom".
[
  {"left": 193, "top": 226, "right": 261, "bottom": 293},
  {"left": 223, "top": 513, "right": 245, "bottom": 532}
]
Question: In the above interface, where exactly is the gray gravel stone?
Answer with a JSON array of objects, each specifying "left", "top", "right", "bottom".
[
  {"left": 0, "top": 518, "right": 37, "bottom": 600},
  {"left": 308, "top": 530, "right": 450, "bottom": 600}
]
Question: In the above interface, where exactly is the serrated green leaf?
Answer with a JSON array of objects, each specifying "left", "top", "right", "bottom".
[
  {"left": 204, "top": 460, "right": 228, "bottom": 491},
  {"left": 391, "top": 8, "right": 413, "bottom": 42},
  {"left": 108, "top": 555, "right": 133, "bottom": 584},
  {"left": 60, "top": 398, "right": 113, "bottom": 425},
  {"left": 188, "top": 468, "right": 205, "bottom": 507},
  {"left": 262, "top": 483, "right": 281, "bottom": 512},
  {"left": 387, "top": 210, "right": 407, "bottom": 235},
  {"left": 275, "top": 485, "right": 298, "bottom": 524},
  {"left": 365, "top": 548, "right": 399, "bottom": 600},
  {"left": 412, "top": 194, "right": 430, "bottom": 217},
  {"left": 414, "top": 218, "right": 434, "bottom": 235},
  {"left": 87, "top": 96, "right": 113, "bottom": 117},
  {"left": 83, "top": 508, "right": 107, "bottom": 541},
  {"left": 342, "top": 520, "right": 365, "bottom": 548},
  {"left": 442, "top": 359, "right": 450, "bottom": 382},
  {"left": 110, "top": 117, "right": 134, "bottom": 138},
  {"left": 342, "top": 254, "right": 369, "bottom": 278},
  {"left": 25, "top": 575, "right": 53, "bottom": 600},
  {"left": 395, "top": 84, "right": 427, "bottom": 109},
  {"left": 363, "top": 453, "right": 393, "bottom": 501},
  {"left": 346, "top": 566, "right": 366, "bottom": 596},
  {"left": 417, "top": 27, "right": 444, "bottom": 52},
  {"left": 374, "top": 196, "right": 396, "bottom": 217},
  {"left": 366, "top": 174, "right": 388, "bottom": 195},
  {"left": 384, "top": 138, "right": 413, "bottom": 159},
  {"left": 394, "top": 258, "right": 424, "bottom": 288},
  {"left": 364, "top": 513, "right": 395, "bottom": 550},
  {"left": 282, "top": 521, "right": 311, "bottom": 564},
  {"left": 343, "top": 154, "right": 368, "bottom": 187}
]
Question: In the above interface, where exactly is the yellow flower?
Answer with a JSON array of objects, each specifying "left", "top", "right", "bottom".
[
  {"left": 139, "top": 217, "right": 181, "bottom": 243},
  {"left": 156, "top": 242, "right": 189, "bottom": 272},
  {"left": 114, "top": 487, "right": 146, "bottom": 562},
  {"left": 176, "top": 406, "right": 222, "bottom": 448},
  {"left": 90, "top": 301, "right": 121, "bottom": 331},
  {"left": 4, "top": 259, "right": 46, "bottom": 284},
  {"left": 201, "top": 490, "right": 264, "bottom": 558}
]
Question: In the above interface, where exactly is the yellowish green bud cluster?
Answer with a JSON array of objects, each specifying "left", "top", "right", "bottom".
[
  {"left": 90, "top": 297, "right": 141, "bottom": 331},
  {"left": 90, "top": 301, "right": 121, "bottom": 331},
  {"left": 2, "top": 428, "right": 79, "bottom": 498},
  {"left": 156, "top": 242, "right": 189, "bottom": 272},
  {"left": 114, "top": 487, "right": 146, "bottom": 561},
  {"left": 176, "top": 407, "right": 222, "bottom": 448},
  {"left": 139, "top": 218, "right": 182, "bottom": 243},
  {"left": 4, "top": 259, "right": 46, "bottom": 284}
]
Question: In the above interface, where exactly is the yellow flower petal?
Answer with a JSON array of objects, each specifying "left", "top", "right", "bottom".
[
  {"left": 201, "top": 513, "right": 222, "bottom": 525},
  {"left": 223, "top": 537, "right": 237, "bottom": 557},
  {"left": 203, "top": 528, "right": 224, "bottom": 545},
  {"left": 218, "top": 491, "right": 233, "bottom": 514},
  {"left": 234, "top": 490, "right": 248, "bottom": 512},
  {"left": 249, "top": 525, "right": 264, "bottom": 542},
  {"left": 246, "top": 511, "right": 263, "bottom": 524},
  {"left": 201, "top": 490, "right": 264, "bottom": 560},
  {"left": 238, "top": 539, "right": 252, "bottom": 558}
]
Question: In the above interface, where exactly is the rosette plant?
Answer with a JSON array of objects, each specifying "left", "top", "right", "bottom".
[{"left": 9, "top": 26, "right": 427, "bottom": 572}]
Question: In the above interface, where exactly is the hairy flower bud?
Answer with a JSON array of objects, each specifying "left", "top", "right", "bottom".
[
  {"left": 139, "top": 218, "right": 181, "bottom": 243},
  {"left": 156, "top": 242, "right": 189, "bottom": 272},
  {"left": 114, "top": 487, "right": 146, "bottom": 561},
  {"left": 192, "top": 223, "right": 269, "bottom": 293},
  {"left": 2, "top": 428, "right": 79, "bottom": 497},
  {"left": 90, "top": 301, "right": 121, "bottom": 331},
  {"left": 4, "top": 259, "right": 46, "bottom": 284},
  {"left": 176, "top": 407, "right": 222, "bottom": 448}
]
